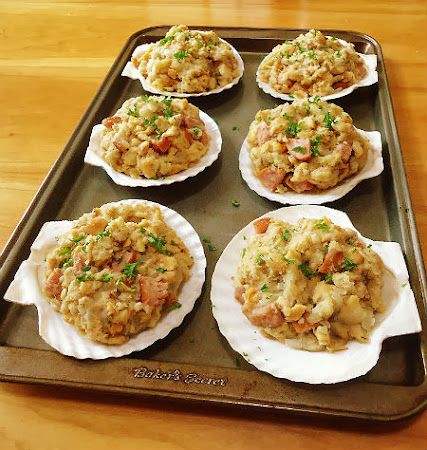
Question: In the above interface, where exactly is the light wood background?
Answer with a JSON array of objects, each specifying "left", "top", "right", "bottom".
[{"left": 0, "top": 1, "right": 426, "bottom": 448}]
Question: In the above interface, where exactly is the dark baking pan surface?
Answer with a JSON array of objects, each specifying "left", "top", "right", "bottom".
[{"left": 0, "top": 26, "right": 426, "bottom": 421}]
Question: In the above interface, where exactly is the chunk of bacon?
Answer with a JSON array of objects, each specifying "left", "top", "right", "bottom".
[
  {"left": 152, "top": 137, "right": 172, "bottom": 154},
  {"left": 113, "top": 140, "right": 127, "bottom": 152},
  {"left": 73, "top": 254, "right": 86, "bottom": 274},
  {"left": 102, "top": 116, "right": 121, "bottom": 128},
  {"left": 45, "top": 268, "right": 63, "bottom": 298},
  {"left": 333, "top": 81, "right": 350, "bottom": 90},
  {"left": 200, "top": 131, "right": 209, "bottom": 145},
  {"left": 288, "top": 138, "right": 311, "bottom": 161},
  {"left": 234, "top": 286, "right": 246, "bottom": 304},
  {"left": 258, "top": 166, "right": 285, "bottom": 192},
  {"left": 318, "top": 249, "right": 344, "bottom": 274},
  {"left": 139, "top": 276, "right": 169, "bottom": 307},
  {"left": 284, "top": 175, "right": 315, "bottom": 193},
  {"left": 184, "top": 115, "right": 203, "bottom": 129},
  {"left": 257, "top": 122, "right": 271, "bottom": 146},
  {"left": 244, "top": 303, "right": 284, "bottom": 329},
  {"left": 336, "top": 142, "right": 352, "bottom": 163},
  {"left": 253, "top": 218, "right": 271, "bottom": 234}
]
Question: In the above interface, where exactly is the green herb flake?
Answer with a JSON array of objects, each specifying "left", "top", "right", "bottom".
[
  {"left": 192, "top": 127, "right": 201, "bottom": 137},
  {"left": 168, "top": 302, "right": 182, "bottom": 312},
  {"left": 335, "top": 50, "right": 342, "bottom": 57},
  {"left": 286, "top": 121, "right": 302, "bottom": 137},
  {"left": 310, "top": 136, "right": 321, "bottom": 156},
  {"left": 58, "top": 246, "right": 72, "bottom": 256},
  {"left": 291, "top": 145, "right": 305, "bottom": 153},
  {"left": 283, "top": 257, "right": 296, "bottom": 263},
  {"left": 282, "top": 229, "right": 291, "bottom": 241},
  {"left": 308, "top": 96, "right": 321, "bottom": 104},
  {"left": 58, "top": 258, "right": 73, "bottom": 268},
  {"left": 231, "top": 199, "right": 240, "bottom": 208},
  {"left": 163, "top": 108, "right": 174, "bottom": 119},
  {"left": 156, "top": 267, "right": 167, "bottom": 273},
  {"left": 401, "top": 281, "right": 408, "bottom": 288},
  {"left": 340, "top": 257, "right": 357, "bottom": 272},
  {"left": 123, "top": 262, "right": 141, "bottom": 279},
  {"left": 70, "top": 236, "right": 85, "bottom": 244},
  {"left": 144, "top": 114, "right": 158, "bottom": 128},
  {"left": 76, "top": 273, "right": 95, "bottom": 282},
  {"left": 102, "top": 274, "right": 113, "bottom": 283},
  {"left": 323, "top": 111, "right": 337, "bottom": 130},
  {"left": 83, "top": 265, "right": 91, "bottom": 272},
  {"left": 367, "top": 244, "right": 372, "bottom": 248},
  {"left": 316, "top": 220, "right": 330, "bottom": 231},
  {"left": 148, "top": 233, "right": 173, "bottom": 255},
  {"left": 241, "top": 248, "right": 246, "bottom": 258},
  {"left": 96, "top": 230, "right": 110, "bottom": 241},
  {"left": 255, "top": 254, "right": 264, "bottom": 265},
  {"left": 298, "top": 263, "right": 316, "bottom": 279},
  {"left": 321, "top": 244, "right": 329, "bottom": 254},
  {"left": 202, "top": 238, "right": 216, "bottom": 252},
  {"left": 159, "top": 35, "right": 175, "bottom": 45},
  {"left": 282, "top": 112, "right": 291, "bottom": 119},
  {"left": 127, "top": 105, "right": 139, "bottom": 117},
  {"left": 174, "top": 50, "right": 189, "bottom": 62},
  {"left": 232, "top": 126, "right": 240, "bottom": 131},
  {"left": 260, "top": 284, "right": 268, "bottom": 292},
  {"left": 140, "top": 227, "right": 147, "bottom": 234},
  {"left": 324, "top": 272, "right": 334, "bottom": 284}
]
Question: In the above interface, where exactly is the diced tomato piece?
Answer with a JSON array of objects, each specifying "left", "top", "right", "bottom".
[
  {"left": 253, "top": 218, "right": 271, "bottom": 234},
  {"left": 45, "top": 268, "right": 63, "bottom": 298},
  {"left": 152, "top": 137, "right": 171, "bottom": 154},
  {"left": 102, "top": 116, "right": 121, "bottom": 128},
  {"left": 139, "top": 276, "right": 169, "bottom": 307},
  {"left": 244, "top": 303, "right": 284, "bottom": 328},
  {"left": 257, "top": 122, "right": 271, "bottom": 146},
  {"left": 318, "top": 249, "right": 344, "bottom": 274},
  {"left": 258, "top": 166, "right": 285, "bottom": 192},
  {"left": 288, "top": 138, "right": 311, "bottom": 161},
  {"left": 336, "top": 142, "right": 352, "bottom": 163}
]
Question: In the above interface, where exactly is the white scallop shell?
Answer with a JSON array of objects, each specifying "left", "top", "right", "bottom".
[
  {"left": 211, "top": 205, "right": 421, "bottom": 384},
  {"left": 4, "top": 199, "right": 206, "bottom": 359},
  {"left": 122, "top": 36, "right": 244, "bottom": 97},
  {"left": 256, "top": 37, "right": 378, "bottom": 102},
  {"left": 239, "top": 128, "right": 383, "bottom": 205},
  {"left": 84, "top": 108, "right": 221, "bottom": 187}
]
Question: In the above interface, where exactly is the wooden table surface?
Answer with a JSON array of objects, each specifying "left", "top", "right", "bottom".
[{"left": 1, "top": 1, "right": 426, "bottom": 448}]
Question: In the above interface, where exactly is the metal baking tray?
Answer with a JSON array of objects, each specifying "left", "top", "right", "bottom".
[{"left": 0, "top": 26, "right": 426, "bottom": 421}]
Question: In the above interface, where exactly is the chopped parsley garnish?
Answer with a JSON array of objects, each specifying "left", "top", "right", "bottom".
[
  {"left": 159, "top": 35, "right": 175, "bottom": 45},
  {"left": 170, "top": 240, "right": 179, "bottom": 247},
  {"left": 339, "top": 257, "right": 357, "bottom": 272},
  {"left": 335, "top": 50, "right": 342, "bottom": 57},
  {"left": 260, "top": 284, "right": 269, "bottom": 292},
  {"left": 58, "top": 246, "right": 72, "bottom": 256},
  {"left": 316, "top": 220, "right": 330, "bottom": 231},
  {"left": 76, "top": 273, "right": 94, "bottom": 282},
  {"left": 127, "top": 105, "right": 139, "bottom": 117},
  {"left": 324, "top": 273, "right": 334, "bottom": 284},
  {"left": 266, "top": 115, "right": 272, "bottom": 124},
  {"left": 140, "top": 227, "right": 147, "bottom": 234},
  {"left": 282, "top": 229, "right": 291, "bottom": 240},
  {"left": 310, "top": 136, "right": 321, "bottom": 156},
  {"left": 231, "top": 200, "right": 240, "bottom": 207},
  {"left": 96, "top": 230, "right": 110, "bottom": 241},
  {"left": 255, "top": 254, "right": 264, "bottom": 265},
  {"left": 70, "top": 236, "right": 85, "bottom": 244},
  {"left": 168, "top": 302, "right": 182, "bottom": 312},
  {"left": 286, "top": 121, "right": 302, "bottom": 137},
  {"left": 283, "top": 257, "right": 296, "bottom": 263},
  {"left": 282, "top": 112, "right": 291, "bottom": 119},
  {"left": 296, "top": 42, "right": 306, "bottom": 53},
  {"left": 156, "top": 267, "right": 167, "bottom": 273},
  {"left": 323, "top": 112, "right": 337, "bottom": 130},
  {"left": 163, "top": 108, "right": 174, "bottom": 118},
  {"left": 192, "top": 127, "right": 201, "bottom": 137},
  {"left": 123, "top": 262, "right": 141, "bottom": 279},
  {"left": 367, "top": 244, "right": 372, "bottom": 248},
  {"left": 308, "top": 50, "right": 318, "bottom": 59},
  {"left": 102, "top": 274, "right": 113, "bottom": 283},
  {"left": 83, "top": 265, "right": 91, "bottom": 272},
  {"left": 196, "top": 38, "right": 204, "bottom": 47},
  {"left": 148, "top": 233, "right": 173, "bottom": 255},
  {"left": 308, "top": 96, "right": 321, "bottom": 104},
  {"left": 202, "top": 238, "right": 216, "bottom": 252},
  {"left": 321, "top": 244, "right": 329, "bottom": 254},
  {"left": 58, "top": 258, "right": 73, "bottom": 268},
  {"left": 241, "top": 248, "right": 246, "bottom": 258},
  {"left": 298, "top": 263, "right": 316, "bottom": 279},
  {"left": 144, "top": 115, "right": 158, "bottom": 128},
  {"left": 292, "top": 145, "right": 305, "bottom": 153},
  {"left": 232, "top": 126, "right": 240, "bottom": 131},
  {"left": 174, "top": 50, "right": 189, "bottom": 61}
]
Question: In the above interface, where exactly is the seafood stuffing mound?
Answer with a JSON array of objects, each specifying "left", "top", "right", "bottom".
[
  {"left": 234, "top": 216, "right": 385, "bottom": 352},
  {"left": 132, "top": 24, "right": 241, "bottom": 93},
  {"left": 257, "top": 29, "right": 367, "bottom": 97},
  {"left": 100, "top": 96, "right": 209, "bottom": 179},
  {"left": 246, "top": 97, "right": 370, "bottom": 193},
  {"left": 44, "top": 203, "right": 193, "bottom": 344}
]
